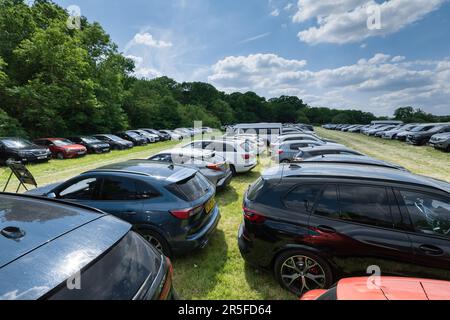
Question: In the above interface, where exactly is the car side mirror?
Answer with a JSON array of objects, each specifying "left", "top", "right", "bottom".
[{"left": 47, "top": 192, "right": 57, "bottom": 199}]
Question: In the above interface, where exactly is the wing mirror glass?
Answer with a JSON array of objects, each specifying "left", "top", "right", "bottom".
[{"left": 47, "top": 192, "right": 57, "bottom": 199}]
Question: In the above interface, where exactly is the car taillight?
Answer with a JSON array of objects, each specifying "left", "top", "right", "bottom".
[
  {"left": 277, "top": 150, "right": 284, "bottom": 155},
  {"left": 242, "top": 154, "right": 251, "bottom": 160},
  {"left": 158, "top": 257, "right": 173, "bottom": 300},
  {"left": 207, "top": 163, "right": 225, "bottom": 171},
  {"left": 243, "top": 207, "right": 266, "bottom": 223},
  {"left": 170, "top": 205, "right": 203, "bottom": 219}
]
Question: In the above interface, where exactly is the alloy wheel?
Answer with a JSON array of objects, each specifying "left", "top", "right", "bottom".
[
  {"left": 143, "top": 234, "right": 164, "bottom": 253},
  {"left": 280, "top": 255, "right": 326, "bottom": 295}
]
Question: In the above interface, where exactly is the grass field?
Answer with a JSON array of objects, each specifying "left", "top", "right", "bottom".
[{"left": 1, "top": 128, "right": 448, "bottom": 300}]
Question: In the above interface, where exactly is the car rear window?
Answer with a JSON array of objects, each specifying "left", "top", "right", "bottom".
[
  {"left": 166, "top": 173, "right": 211, "bottom": 201},
  {"left": 247, "top": 177, "right": 265, "bottom": 201},
  {"left": 46, "top": 231, "right": 161, "bottom": 300}
]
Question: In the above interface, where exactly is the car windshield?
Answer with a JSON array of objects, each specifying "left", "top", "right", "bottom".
[
  {"left": 1, "top": 139, "right": 33, "bottom": 148},
  {"left": 83, "top": 137, "right": 102, "bottom": 143},
  {"left": 53, "top": 139, "right": 73, "bottom": 147},
  {"left": 410, "top": 126, "right": 430, "bottom": 132},
  {"left": 105, "top": 135, "right": 122, "bottom": 141},
  {"left": 126, "top": 132, "right": 139, "bottom": 138}
]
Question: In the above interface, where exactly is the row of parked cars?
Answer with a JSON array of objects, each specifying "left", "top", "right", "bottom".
[
  {"left": 1, "top": 122, "right": 449, "bottom": 300},
  {"left": 229, "top": 124, "right": 450, "bottom": 300},
  {"left": 323, "top": 122, "right": 450, "bottom": 151},
  {"left": 0, "top": 127, "right": 213, "bottom": 165}
]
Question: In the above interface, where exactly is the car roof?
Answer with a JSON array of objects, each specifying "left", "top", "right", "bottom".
[
  {"left": 298, "top": 145, "right": 357, "bottom": 152},
  {"left": 336, "top": 277, "right": 450, "bottom": 300},
  {"left": 86, "top": 160, "right": 198, "bottom": 184},
  {"left": 0, "top": 193, "right": 112, "bottom": 268},
  {"left": 303, "top": 155, "right": 407, "bottom": 171},
  {"left": 262, "top": 163, "right": 450, "bottom": 193},
  {"left": 156, "top": 148, "right": 215, "bottom": 157},
  {"left": 280, "top": 140, "right": 321, "bottom": 146}
]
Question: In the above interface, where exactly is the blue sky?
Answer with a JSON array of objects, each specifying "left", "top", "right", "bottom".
[{"left": 54, "top": 0, "right": 450, "bottom": 116}]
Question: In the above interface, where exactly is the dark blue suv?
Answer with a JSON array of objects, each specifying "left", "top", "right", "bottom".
[
  {"left": 27, "top": 160, "right": 220, "bottom": 256},
  {"left": 0, "top": 193, "right": 174, "bottom": 300}
]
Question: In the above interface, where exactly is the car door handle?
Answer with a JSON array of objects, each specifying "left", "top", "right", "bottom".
[
  {"left": 419, "top": 245, "right": 444, "bottom": 256},
  {"left": 317, "top": 225, "right": 337, "bottom": 234}
]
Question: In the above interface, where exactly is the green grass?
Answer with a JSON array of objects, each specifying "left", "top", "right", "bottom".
[{"left": 1, "top": 128, "right": 448, "bottom": 300}]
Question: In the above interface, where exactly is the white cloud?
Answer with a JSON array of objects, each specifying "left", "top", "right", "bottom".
[
  {"left": 284, "top": 3, "right": 294, "bottom": 11},
  {"left": 270, "top": 9, "right": 280, "bottom": 16},
  {"left": 208, "top": 52, "right": 450, "bottom": 115},
  {"left": 294, "top": 0, "right": 446, "bottom": 44},
  {"left": 129, "top": 32, "right": 173, "bottom": 49}
]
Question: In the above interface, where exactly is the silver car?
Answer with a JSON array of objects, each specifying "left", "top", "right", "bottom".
[{"left": 148, "top": 148, "right": 233, "bottom": 189}]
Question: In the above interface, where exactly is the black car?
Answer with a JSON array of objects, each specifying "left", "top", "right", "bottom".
[
  {"left": 406, "top": 124, "right": 450, "bottom": 146},
  {"left": 116, "top": 131, "right": 148, "bottom": 146},
  {"left": 67, "top": 136, "right": 111, "bottom": 154},
  {"left": 93, "top": 134, "right": 134, "bottom": 150},
  {"left": 0, "top": 137, "right": 52, "bottom": 165},
  {"left": 238, "top": 163, "right": 450, "bottom": 295},
  {"left": 26, "top": 160, "right": 220, "bottom": 257},
  {"left": 303, "top": 154, "right": 408, "bottom": 171},
  {"left": 293, "top": 146, "right": 365, "bottom": 162},
  {"left": 0, "top": 193, "right": 175, "bottom": 300}
]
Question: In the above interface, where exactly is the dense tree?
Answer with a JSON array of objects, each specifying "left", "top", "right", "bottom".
[{"left": 0, "top": 0, "right": 446, "bottom": 140}]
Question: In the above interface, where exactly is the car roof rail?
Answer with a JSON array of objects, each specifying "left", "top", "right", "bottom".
[{"left": 85, "top": 169, "right": 151, "bottom": 177}]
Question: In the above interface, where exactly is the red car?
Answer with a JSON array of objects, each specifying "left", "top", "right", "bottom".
[
  {"left": 300, "top": 277, "right": 450, "bottom": 301},
  {"left": 34, "top": 138, "right": 87, "bottom": 159}
]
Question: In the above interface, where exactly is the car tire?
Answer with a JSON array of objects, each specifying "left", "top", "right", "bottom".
[
  {"left": 280, "top": 159, "right": 290, "bottom": 164},
  {"left": 56, "top": 152, "right": 65, "bottom": 160},
  {"left": 230, "top": 164, "right": 237, "bottom": 176},
  {"left": 138, "top": 228, "right": 172, "bottom": 257},
  {"left": 274, "top": 249, "right": 333, "bottom": 296}
]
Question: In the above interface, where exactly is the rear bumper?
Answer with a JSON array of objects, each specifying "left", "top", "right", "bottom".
[
  {"left": 171, "top": 206, "right": 221, "bottom": 256},
  {"left": 216, "top": 171, "right": 233, "bottom": 189},
  {"left": 238, "top": 223, "right": 272, "bottom": 269}
]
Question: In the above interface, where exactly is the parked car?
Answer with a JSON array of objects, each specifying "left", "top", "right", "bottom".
[
  {"left": 272, "top": 140, "right": 339, "bottom": 163},
  {"left": 93, "top": 134, "right": 134, "bottom": 150},
  {"left": 66, "top": 136, "right": 111, "bottom": 154},
  {"left": 300, "top": 277, "right": 450, "bottom": 300},
  {"left": 182, "top": 140, "right": 257, "bottom": 174},
  {"left": 0, "top": 137, "right": 52, "bottom": 165},
  {"left": 0, "top": 193, "right": 175, "bottom": 300},
  {"left": 270, "top": 134, "right": 331, "bottom": 153},
  {"left": 116, "top": 131, "right": 148, "bottom": 146},
  {"left": 129, "top": 130, "right": 158, "bottom": 143},
  {"left": 406, "top": 124, "right": 450, "bottom": 146},
  {"left": 374, "top": 125, "right": 401, "bottom": 137},
  {"left": 160, "top": 130, "right": 183, "bottom": 141},
  {"left": 382, "top": 124, "right": 418, "bottom": 140},
  {"left": 429, "top": 132, "right": 450, "bottom": 152},
  {"left": 34, "top": 138, "right": 87, "bottom": 160},
  {"left": 292, "top": 146, "right": 365, "bottom": 162},
  {"left": 365, "top": 125, "right": 396, "bottom": 136},
  {"left": 141, "top": 129, "right": 171, "bottom": 141},
  {"left": 238, "top": 163, "right": 450, "bottom": 295},
  {"left": 303, "top": 154, "right": 408, "bottom": 171},
  {"left": 26, "top": 160, "right": 220, "bottom": 257},
  {"left": 148, "top": 148, "right": 233, "bottom": 189}
]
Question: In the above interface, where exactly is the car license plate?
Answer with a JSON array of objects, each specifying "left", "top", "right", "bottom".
[
  {"left": 205, "top": 198, "right": 216, "bottom": 214},
  {"left": 78, "top": 152, "right": 84, "bottom": 155},
  {"left": 37, "top": 156, "right": 46, "bottom": 160},
  {"left": 103, "top": 149, "right": 109, "bottom": 152}
]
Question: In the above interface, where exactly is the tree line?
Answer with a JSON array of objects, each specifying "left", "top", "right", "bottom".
[{"left": 0, "top": 0, "right": 447, "bottom": 139}]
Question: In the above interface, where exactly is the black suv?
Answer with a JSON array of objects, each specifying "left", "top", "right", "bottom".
[
  {"left": 67, "top": 136, "right": 111, "bottom": 154},
  {"left": 406, "top": 124, "right": 450, "bottom": 146},
  {"left": 0, "top": 137, "right": 52, "bottom": 165},
  {"left": 0, "top": 193, "right": 175, "bottom": 300},
  {"left": 239, "top": 163, "right": 450, "bottom": 295}
]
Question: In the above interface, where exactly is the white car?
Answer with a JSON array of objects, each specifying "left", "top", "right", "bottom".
[
  {"left": 182, "top": 139, "right": 257, "bottom": 174},
  {"left": 160, "top": 130, "right": 183, "bottom": 141},
  {"left": 222, "top": 134, "right": 267, "bottom": 155}
]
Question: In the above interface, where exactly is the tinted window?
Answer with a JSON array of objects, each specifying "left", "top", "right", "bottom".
[
  {"left": 399, "top": 190, "right": 450, "bottom": 238},
  {"left": 284, "top": 184, "right": 323, "bottom": 211},
  {"left": 314, "top": 185, "right": 339, "bottom": 218},
  {"left": 339, "top": 185, "right": 393, "bottom": 228},
  {"left": 166, "top": 173, "right": 211, "bottom": 201},
  {"left": 100, "top": 177, "right": 138, "bottom": 200},
  {"left": 59, "top": 178, "right": 99, "bottom": 200},
  {"left": 247, "top": 178, "right": 265, "bottom": 201},
  {"left": 149, "top": 154, "right": 172, "bottom": 162},
  {"left": 290, "top": 143, "right": 308, "bottom": 150},
  {"left": 47, "top": 232, "right": 160, "bottom": 300}
]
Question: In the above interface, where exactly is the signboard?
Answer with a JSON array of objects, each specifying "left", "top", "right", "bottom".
[{"left": 2, "top": 162, "right": 38, "bottom": 193}]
